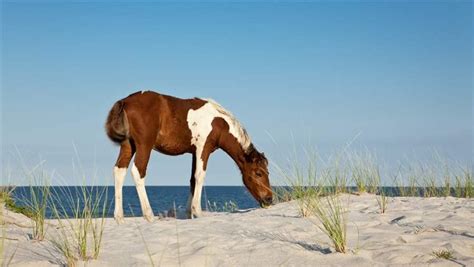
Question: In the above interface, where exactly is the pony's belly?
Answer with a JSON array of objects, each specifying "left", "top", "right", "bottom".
[
  {"left": 153, "top": 142, "right": 190, "bottom": 156},
  {"left": 153, "top": 132, "right": 192, "bottom": 156}
]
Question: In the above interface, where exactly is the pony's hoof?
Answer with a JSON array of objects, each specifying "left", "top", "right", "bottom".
[
  {"left": 186, "top": 205, "right": 203, "bottom": 219},
  {"left": 188, "top": 211, "right": 202, "bottom": 219},
  {"left": 144, "top": 214, "right": 155, "bottom": 222},
  {"left": 114, "top": 215, "right": 125, "bottom": 225},
  {"left": 186, "top": 211, "right": 191, "bottom": 219}
]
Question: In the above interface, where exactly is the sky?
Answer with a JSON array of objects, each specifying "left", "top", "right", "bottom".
[{"left": 1, "top": 1, "right": 472, "bottom": 186}]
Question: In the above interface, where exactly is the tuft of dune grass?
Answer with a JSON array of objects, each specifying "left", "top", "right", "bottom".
[
  {"left": 348, "top": 150, "right": 380, "bottom": 194},
  {"left": 376, "top": 187, "right": 388, "bottom": 214},
  {"left": 432, "top": 249, "right": 455, "bottom": 260},
  {"left": 310, "top": 195, "right": 348, "bottom": 253},
  {"left": 49, "top": 185, "right": 108, "bottom": 266}
]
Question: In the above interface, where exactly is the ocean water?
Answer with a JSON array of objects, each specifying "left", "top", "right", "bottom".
[
  {"left": 10, "top": 186, "right": 451, "bottom": 219},
  {"left": 10, "top": 186, "right": 259, "bottom": 218}
]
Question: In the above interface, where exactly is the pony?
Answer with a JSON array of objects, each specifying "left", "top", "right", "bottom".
[{"left": 105, "top": 91, "right": 272, "bottom": 222}]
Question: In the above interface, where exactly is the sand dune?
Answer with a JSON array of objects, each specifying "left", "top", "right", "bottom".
[{"left": 2, "top": 194, "right": 474, "bottom": 266}]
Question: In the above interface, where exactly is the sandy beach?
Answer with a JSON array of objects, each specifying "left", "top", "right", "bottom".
[{"left": 2, "top": 194, "right": 473, "bottom": 266}]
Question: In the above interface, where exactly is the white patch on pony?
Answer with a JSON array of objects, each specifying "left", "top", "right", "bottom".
[
  {"left": 187, "top": 100, "right": 251, "bottom": 152},
  {"left": 131, "top": 163, "right": 154, "bottom": 222},
  {"left": 113, "top": 166, "right": 127, "bottom": 223}
]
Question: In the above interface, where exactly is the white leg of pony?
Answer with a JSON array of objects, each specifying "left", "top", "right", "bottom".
[
  {"left": 190, "top": 154, "right": 206, "bottom": 219},
  {"left": 114, "top": 166, "right": 127, "bottom": 224},
  {"left": 131, "top": 163, "right": 155, "bottom": 222}
]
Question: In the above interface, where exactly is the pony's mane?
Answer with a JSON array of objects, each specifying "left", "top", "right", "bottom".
[{"left": 205, "top": 98, "right": 252, "bottom": 153}]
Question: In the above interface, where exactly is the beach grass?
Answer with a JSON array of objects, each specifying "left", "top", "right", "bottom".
[
  {"left": 348, "top": 150, "right": 380, "bottom": 194},
  {"left": 376, "top": 188, "right": 388, "bottom": 214},
  {"left": 272, "top": 146, "right": 350, "bottom": 253},
  {"left": 327, "top": 154, "right": 349, "bottom": 195},
  {"left": 432, "top": 249, "right": 455, "bottom": 260},
  {"left": 442, "top": 174, "right": 451, "bottom": 198},
  {"left": 3, "top": 158, "right": 52, "bottom": 241},
  {"left": 389, "top": 155, "right": 472, "bottom": 199},
  {"left": 463, "top": 168, "right": 473, "bottom": 198},
  {"left": 29, "top": 184, "right": 50, "bottom": 241},
  {"left": 49, "top": 185, "right": 108, "bottom": 265},
  {"left": 41, "top": 146, "right": 111, "bottom": 265},
  {"left": 272, "top": 149, "right": 323, "bottom": 217},
  {"left": 0, "top": 189, "right": 35, "bottom": 219},
  {"left": 14, "top": 164, "right": 52, "bottom": 241},
  {"left": 405, "top": 173, "right": 419, "bottom": 197},
  {"left": 271, "top": 145, "right": 474, "bottom": 256},
  {"left": 206, "top": 200, "right": 239, "bottom": 213},
  {"left": 310, "top": 195, "right": 347, "bottom": 253}
]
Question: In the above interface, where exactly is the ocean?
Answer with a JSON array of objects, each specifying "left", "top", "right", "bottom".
[
  {"left": 9, "top": 186, "right": 449, "bottom": 219},
  {"left": 10, "top": 186, "right": 260, "bottom": 218}
]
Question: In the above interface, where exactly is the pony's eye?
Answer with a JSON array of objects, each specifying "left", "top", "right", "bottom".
[{"left": 256, "top": 172, "right": 263, "bottom": 177}]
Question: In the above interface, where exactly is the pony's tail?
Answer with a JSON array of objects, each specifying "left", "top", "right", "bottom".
[{"left": 105, "top": 100, "right": 129, "bottom": 144}]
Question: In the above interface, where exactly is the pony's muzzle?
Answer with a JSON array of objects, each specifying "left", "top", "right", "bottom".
[{"left": 260, "top": 197, "right": 273, "bottom": 208}]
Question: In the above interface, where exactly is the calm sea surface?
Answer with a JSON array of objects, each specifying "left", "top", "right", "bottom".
[
  {"left": 10, "top": 186, "right": 439, "bottom": 219},
  {"left": 11, "top": 186, "right": 259, "bottom": 218}
]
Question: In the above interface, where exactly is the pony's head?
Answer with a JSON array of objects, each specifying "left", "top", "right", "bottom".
[{"left": 242, "top": 145, "right": 272, "bottom": 207}]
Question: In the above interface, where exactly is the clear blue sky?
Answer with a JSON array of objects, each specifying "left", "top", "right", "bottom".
[{"left": 1, "top": 1, "right": 472, "bottom": 185}]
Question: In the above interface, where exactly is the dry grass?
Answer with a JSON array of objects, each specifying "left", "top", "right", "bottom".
[{"left": 432, "top": 249, "right": 455, "bottom": 260}]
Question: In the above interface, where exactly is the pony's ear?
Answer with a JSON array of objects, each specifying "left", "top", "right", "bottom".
[
  {"left": 245, "top": 148, "right": 260, "bottom": 163},
  {"left": 250, "top": 150, "right": 260, "bottom": 163},
  {"left": 245, "top": 145, "right": 268, "bottom": 164},
  {"left": 261, "top": 153, "right": 268, "bottom": 165}
]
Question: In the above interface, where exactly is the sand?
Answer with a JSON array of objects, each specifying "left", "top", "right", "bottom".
[{"left": 2, "top": 194, "right": 474, "bottom": 266}]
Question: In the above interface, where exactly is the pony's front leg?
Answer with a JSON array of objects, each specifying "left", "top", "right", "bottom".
[
  {"left": 131, "top": 144, "right": 155, "bottom": 222},
  {"left": 188, "top": 169, "right": 206, "bottom": 218},
  {"left": 187, "top": 154, "right": 197, "bottom": 218},
  {"left": 187, "top": 151, "right": 209, "bottom": 219}
]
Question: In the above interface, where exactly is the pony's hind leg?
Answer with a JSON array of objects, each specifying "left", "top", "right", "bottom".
[
  {"left": 131, "top": 143, "right": 155, "bottom": 222},
  {"left": 114, "top": 140, "right": 135, "bottom": 224}
]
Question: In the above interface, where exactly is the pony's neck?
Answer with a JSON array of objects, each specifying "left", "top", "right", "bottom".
[{"left": 218, "top": 137, "right": 250, "bottom": 174}]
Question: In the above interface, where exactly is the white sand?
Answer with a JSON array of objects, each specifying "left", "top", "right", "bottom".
[{"left": 2, "top": 195, "right": 474, "bottom": 266}]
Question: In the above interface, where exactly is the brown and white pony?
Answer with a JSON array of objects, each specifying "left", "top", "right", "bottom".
[{"left": 106, "top": 91, "right": 272, "bottom": 222}]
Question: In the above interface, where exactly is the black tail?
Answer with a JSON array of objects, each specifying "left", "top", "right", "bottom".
[{"left": 105, "top": 101, "right": 129, "bottom": 144}]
